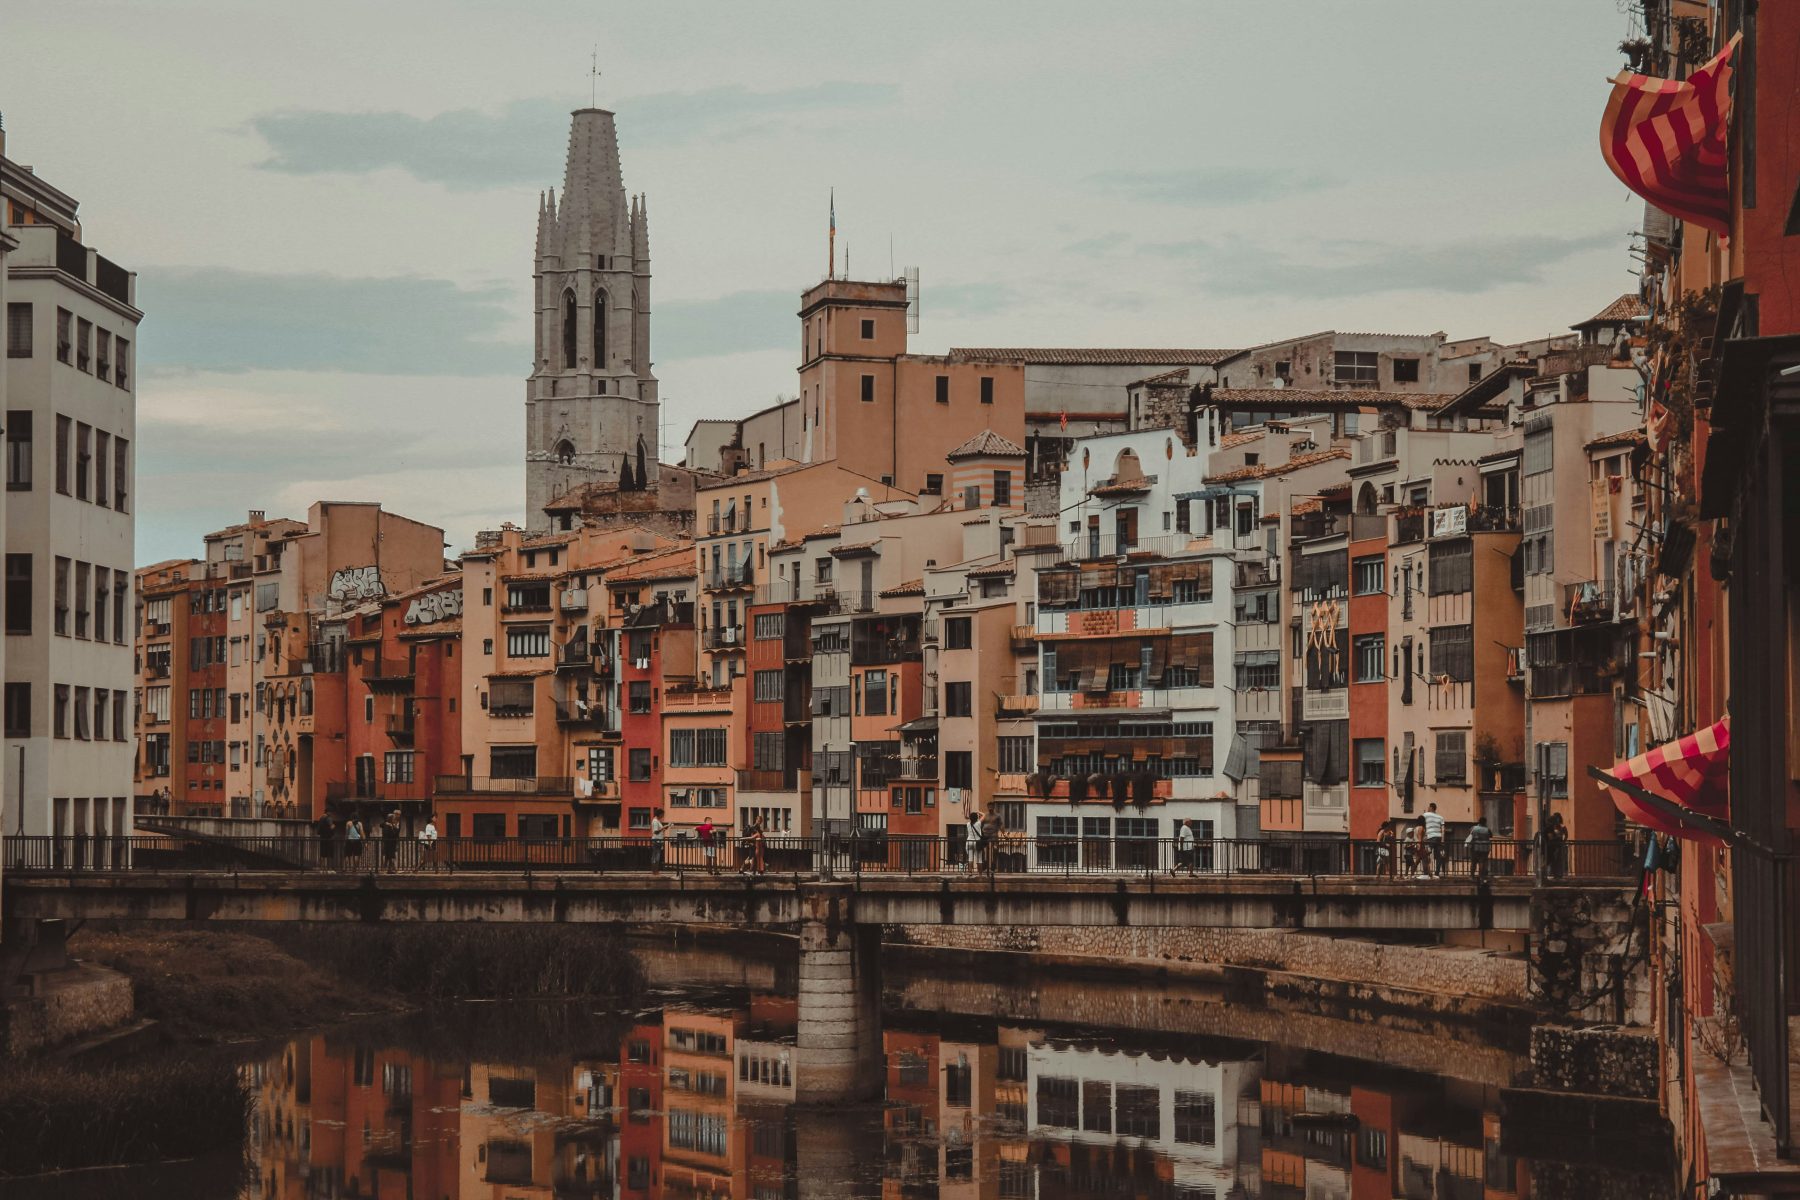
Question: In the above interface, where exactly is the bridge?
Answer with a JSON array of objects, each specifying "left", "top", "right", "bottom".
[{"left": 1, "top": 831, "right": 1633, "bottom": 1101}]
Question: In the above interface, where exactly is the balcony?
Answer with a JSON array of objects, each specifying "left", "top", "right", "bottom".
[
  {"left": 1505, "top": 647, "right": 1525, "bottom": 684},
  {"left": 558, "top": 640, "right": 594, "bottom": 668},
  {"left": 559, "top": 588, "right": 588, "bottom": 613},
  {"left": 1564, "top": 581, "right": 1616, "bottom": 625},
  {"left": 736, "top": 768, "right": 799, "bottom": 792},
  {"left": 554, "top": 699, "right": 616, "bottom": 731},
  {"left": 433, "top": 775, "right": 575, "bottom": 796},
  {"left": 1010, "top": 624, "right": 1037, "bottom": 652},
  {"left": 1392, "top": 509, "right": 1426, "bottom": 545},
  {"left": 896, "top": 757, "right": 939, "bottom": 781},
  {"left": 364, "top": 658, "right": 414, "bottom": 690},
  {"left": 384, "top": 713, "right": 415, "bottom": 744},
  {"left": 997, "top": 694, "right": 1040, "bottom": 717},
  {"left": 574, "top": 778, "right": 622, "bottom": 805},
  {"left": 144, "top": 663, "right": 170, "bottom": 680},
  {"left": 706, "top": 563, "right": 755, "bottom": 592},
  {"left": 703, "top": 624, "right": 745, "bottom": 651}
]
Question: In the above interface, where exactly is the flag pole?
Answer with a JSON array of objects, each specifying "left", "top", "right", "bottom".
[{"left": 828, "top": 188, "right": 836, "bottom": 280}]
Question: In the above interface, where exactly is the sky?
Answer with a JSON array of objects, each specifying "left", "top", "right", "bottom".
[{"left": 1, "top": 1, "right": 1649, "bottom": 564}]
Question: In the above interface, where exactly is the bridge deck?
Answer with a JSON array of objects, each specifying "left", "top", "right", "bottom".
[{"left": 0, "top": 868, "right": 1614, "bottom": 931}]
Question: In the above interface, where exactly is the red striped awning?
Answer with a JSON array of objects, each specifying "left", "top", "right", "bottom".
[
  {"left": 1599, "top": 717, "right": 1730, "bottom": 843},
  {"left": 1599, "top": 35, "right": 1741, "bottom": 239}
]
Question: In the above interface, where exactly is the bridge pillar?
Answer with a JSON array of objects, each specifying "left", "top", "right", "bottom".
[{"left": 793, "top": 884, "right": 882, "bottom": 1104}]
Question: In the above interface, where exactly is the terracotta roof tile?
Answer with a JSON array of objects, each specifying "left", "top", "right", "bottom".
[
  {"left": 1586, "top": 429, "right": 1647, "bottom": 452},
  {"left": 1131, "top": 367, "right": 1192, "bottom": 387},
  {"left": 948, "top": 347, "right": 1237, "bottom": 366},
  {"left": 604, "top": 547, "right": 697, "bottom": 584},
  {"left": 1204, "top": 447, "right": 1351, "bottom": 484},
  {"left": 966, "top": 560, "right": 1017, "bottom": 579},
  {"left": 1578, "top": 293, "right": 1648, "bottom": 326},
  {"left": 879, "top": 578, "right": 924, "bottom": 598},
  {"left": 946, "top": 429, "right": 1027, "bottom": 460},
  {"left": 1219, "top": 430, "right": 1264, "bottom": 449},
  {"left": 1213, "top": 388, "right": 1455, "bottom": 410}
]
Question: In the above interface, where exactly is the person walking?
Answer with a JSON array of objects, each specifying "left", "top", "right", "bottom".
[
  {"left": 1375, "top": 821, "right": 1396, "bottom": 878},
  {"left": 380, "top": 813, "right": 400, "bottom": 873},
  {"left": 1466, "top": 816, "right": 1492, "bottom": 882},
  {"left": 965, "top": 812, "right": 985, "bottom": 874},
  {"left": 344, "top": 817, "right": 365, "bottom": 870},
  {"left": 1174, "top": 818, "right": 1197, "bottom": 876},
  {"left": 1545, "top": 812, "right": 1569, "bottom": 879},
  {"left": 697, "top": 817, "right": 718, "bottom": 876},
  {"left": 742, "top": 820, "right": 767, "bottom": 876},
  {"left": 650, "top": 808, "right": 666, "bottom": 873},
  {"left": 1411, "top": 821, "right": 1430, "bottom": 879},
  {"left": 419, "top": 815, "right": 439, "bottom": 873},
  {"left": 314, "top": 811, "right": 337, "bottom": 871},
  {"left": 1423, "top": 803, "right": 1446, "bottom": 878}
]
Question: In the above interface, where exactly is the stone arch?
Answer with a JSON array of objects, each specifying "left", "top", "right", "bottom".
[
  {"left": 554, "top": 439, "right": 576, "bottom": 466},
  {"left": 1357, "top": 481, "right": 1380, "bottom": 514},
  {"left": 1113, "top": 447, "right": 1144, "bottom": 482}
]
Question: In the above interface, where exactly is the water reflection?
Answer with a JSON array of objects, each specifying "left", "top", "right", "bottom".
[{"left": 232, "top": 975, "right": 1648, "bottom": 1200}]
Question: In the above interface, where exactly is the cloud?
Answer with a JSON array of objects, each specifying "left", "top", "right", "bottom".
[
  {"left": 1088, "top": 167, "right": 1338, "bottom": 206},
  {"left": 137, "top": 268, "right": 526, "bottom": 376},
  {"left": 657, "top": 289, "right": 798, "bottom": 362},
  {"left": 247, "top": 83, "right": 900, "bottom": 190},
  {"left": 1154, "top": 231, "right": 1621, "bottom": 299}
]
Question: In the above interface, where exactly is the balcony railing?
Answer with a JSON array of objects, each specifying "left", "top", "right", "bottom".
[
  {"left": 736, "top": 768, "right": 798, "bottom": 792},
  {"left": 703, "top": 625, "right": 745, "bottom": 650},
  {"left": 553, "top": 700, "right": 616, "bottom": 731},
  {"left": 706, "top": 564, "right": 754, "bottom": 591},
  {"left": 433, "top": 775, "right": 575, "bottom": 796},
  {"left": 1563, "top": 581, "right": 1616, "bottom": 625},
  {"left": 559, "top": 641, "right": 593, "bottom": 666},
  {"left": 384, "top": 714, "right": 415, "bottom": 743}
]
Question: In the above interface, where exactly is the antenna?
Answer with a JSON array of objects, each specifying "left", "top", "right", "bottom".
[
  {"left": 590, "top": 46, "right": 600, "bottom": 107},
  {"left": 905, "top": 267, "right": 920, "bottom": 334}
]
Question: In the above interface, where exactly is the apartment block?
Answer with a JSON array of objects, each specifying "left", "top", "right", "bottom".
[{"left": 3, "top": 128, "right": 138, "bottom": 847}]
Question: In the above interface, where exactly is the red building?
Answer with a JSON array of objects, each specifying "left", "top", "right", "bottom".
[{"left": 1346, "top": 530, "right": 1389, "bottom": 846}]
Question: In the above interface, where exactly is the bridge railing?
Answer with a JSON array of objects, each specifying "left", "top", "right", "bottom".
[{"left": 1, "top": 834, "right": 1636, "bottom": 881}]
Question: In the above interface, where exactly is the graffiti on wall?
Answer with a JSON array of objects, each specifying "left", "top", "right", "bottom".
[
  {"left": 403, "top": 589, "right": 463, "bottom": 626},
  {"left": 328, "top": 565, "right": 384, "bottom": 603}
]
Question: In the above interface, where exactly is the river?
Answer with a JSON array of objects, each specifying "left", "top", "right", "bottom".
[{"left": 12, "top": 941, "right": 1672, "bottom": 1199}]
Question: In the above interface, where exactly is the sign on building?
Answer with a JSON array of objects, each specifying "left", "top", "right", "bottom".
[{"left": 1430, "top": 506, "right": 1468, "bottom": 539}]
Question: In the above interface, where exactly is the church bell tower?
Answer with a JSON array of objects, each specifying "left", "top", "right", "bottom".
[{"left": 525, "top": 108, "right": 659, "bottom": 525}]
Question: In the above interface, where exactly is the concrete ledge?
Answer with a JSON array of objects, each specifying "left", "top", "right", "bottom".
[{"left": 0, "top": 963, "right": 134, "bottom": 1058}]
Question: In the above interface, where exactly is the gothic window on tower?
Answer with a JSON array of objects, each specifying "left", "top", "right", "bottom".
[
  {"left": 562, "top": 290, "right": 578, "bottom": 370},
  {"left": 555, "top": 440, "right": 576, "bottom": 466},
  {"left": 594, "top": 289, "right": 607, "bottom": 369}
]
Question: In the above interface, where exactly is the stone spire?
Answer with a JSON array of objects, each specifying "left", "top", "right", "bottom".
[
  {"left": 557, "top": 108, "right": 631, "bottom": 264},
  {"left": 632, "top": 192, "right": 650, "bottom": 263}
]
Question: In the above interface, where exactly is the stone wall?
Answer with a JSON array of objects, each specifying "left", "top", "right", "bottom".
[
  {"left": 1529, "top": 1023, "right": 1659, "bottom": 1099},
  {"left": 1529, "top": 888, "right": 1651, "bottom": 1025},
  {"left": 0, "top": 964, "right": 134, "bottom": 1057},
  {"left": 891, "top": 924, "right": 1528, "bottom": 1003}
]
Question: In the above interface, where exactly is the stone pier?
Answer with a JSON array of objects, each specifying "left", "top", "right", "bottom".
[{"left": 793, "top": 884, "right": 883, "bottom": 1104}]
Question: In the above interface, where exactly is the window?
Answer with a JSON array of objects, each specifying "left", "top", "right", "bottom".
[
  {"left": 944, "top": 681, "right": 972, "bottom": 717},
  {"left": 1435, "top": 730, "right": 1468, "bottom": 784},
  {"left": 1354, "top": 633, "right": 1384, "bottom": 682},
  {"left": 383, "top": 751, "right": 415, "bottom": 783},
  {"left": 5, "top": 303, "right": 29, "bottom": 358},
  {"left": 76, "top": 318, "right": 92, "bottom": 371},
  {"left": 815, "top": 558, "right": 832, "bottom": 584},
  {"left": 114, "top": 692, "right": 127, "bottom": 741},
  {"left": 56, "top": 309, "right": 72, "bottom": 364},
  {"left": 1117, "top": 1085, "right": 1160, "bottom": 1137},
  {"left": 628, "top": 680, "right": 651, "bottom": 713},
  {"left": 75, "top": 422, "right": 90, "bottom": 500},
  {"left": 74, "top": 561, "right": 90, "bottom": 638},
  {"left": 1523, "top": 420, "right": 1554, "bottom": 475},
  {"left": 860, "top": 374, "right": 874, "bottom": 402},
  {"left": 944, "top": 750, "right": 972, "bottom": 789},
  {"left": 3, "top": 411, "right": 29, "bottom": 492},
  {"left": 753, "top": 612, "right": 784, "bottom": 640},
  {"left": 860, "top": 318, "right": 874, "bottom": 339},
  {"left": 1537, "top": 740, "right": 1568, "bottom": 797},
  {"left": 1427, "top": 538, "right": 1472, "bottom": 594},
  {"left": 1391, "top": 357, "right": 1420, "bottom": 383},
  {"left": 1428, "top": 624, "right": 1473, "bottom": 683},
  {"left": 754, "top": 670, "right": 783, "bottom": 702},
  {"left": 1355, "top": 739, "right": 1386, "bottom": 786},
  {"left": 945, "top": 616, "right": 972, "bottom": 649},
  {"left": 629, "top": 747, "right": 652, "bottom": 781},
  {"left": 923, "top": 473, "right": 943, "bottom": 495},
  {"left": 55, "top": 414, "right": 69, "bottom": 495},
  {"left": 115, "top": 338, "right": 129, "bottom": 388},
  {"left": 96, "top": 330, "right": 111, "bottom": 381},
  {"left": 490, "top": 746, "right": 536, "bottom": 780},
  {"left": 1333, "top": 350, "right": 1378, "bottom": 386},
  {"left": 53, "top": 684, "right": 68, "bottom": 739},
  {"left": 752, "top": 732, "right": 784, "bottom": 772},
  {"left": 998, "top": 736, "right": 1032, "bottom": 774},
  {"left": 993, "top": 470, "right": 1011, "bottom": 507},
  {"left": 862, "top": 668, "right": 888, "bottom": 717},
  {"left": 1234, "top": 649, "right": 1279, "bottom": 690},
  {"left": 979, "top": 376, "right": 994, "bottom": 404},
  {"left": 4, "top": 682, "right": 29, "bottom": 737},
  {"left": 4, "top": 555, "right": 29, "bottom": 635},
  {"left": 1174, "top": 1090, "right": 1217, "bottom": 1146},
  {"left": 73, "top": 686, "right": 90, "bottom": 739},
  {"left": 1352, "top": 554, "right": 1384, "bottom": 595},
  {"left": 506, "top": 626, "right": 550, "bottom": 657},
  {"left": 935, "top": 375, "right": 949, "bottom": 403}
]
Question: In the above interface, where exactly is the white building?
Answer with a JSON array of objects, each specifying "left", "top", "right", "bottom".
[{"left": 2, "top": 127, "right": 139, "bottom": 847}]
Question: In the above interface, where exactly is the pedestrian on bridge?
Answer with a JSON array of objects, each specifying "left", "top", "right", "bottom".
[
  {"left": 1376, "top": 822, "right": 1396, "bottom": 878},
  {"left": 419, "top": 816, "right": 439, "bottom": 873},
  {"left": 1174, "top": 818, "right": 1197, "bottom": 876},
  {"left": 698, "top": 817, "right": 719, "bottom": 875},
  {"left": 315, "top": 812, "right": 337, "bottom": 871},
  {"left": 380, "top": 813, "right": 400, "bottom": 872},
  {"left": 1423, "top": 804, "right": 1446, "bottom": 878},
  {"left": 344, "top": 818, "right": 365, "bottom": 870},
  {"left": 650, "top": 808, "right": 666, "bottom": 873},
  {"left": 1466, "top": 816, "right": 1492, "bottom": 882},
  {"left": 965, "top": 812, "right": 985, "bottom": 874}
]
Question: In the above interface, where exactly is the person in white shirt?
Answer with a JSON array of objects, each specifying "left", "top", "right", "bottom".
[
  {"left": 650, "top": 808, "right": 666, "bottom": 873},
  {"left": 418, "top": 817, "right": 439, "bottom": 872},
  {"left": 1423, "top": 803, "right": 1446, "bottom": 877},
  {"left": 965, "top": 812, "right": 985, "bottom": 874},
  {"left": 1174, "top": 819, "right": 1197, "bottom": 876}
]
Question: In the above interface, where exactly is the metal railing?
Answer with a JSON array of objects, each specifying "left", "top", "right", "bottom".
[
  {"left": 1736, "top": 849, "right": 1798, "bottom": 1153},
  {"left": 431, "top": 775, "right": 576, "bottom": 796},
  {"left": 0, "top": 834, "right": 1635, "bottom": 881}
]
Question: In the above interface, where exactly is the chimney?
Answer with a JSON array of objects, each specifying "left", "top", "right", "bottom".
[{"left": 249, "top": 509, "right": 266, "bottom": 524}]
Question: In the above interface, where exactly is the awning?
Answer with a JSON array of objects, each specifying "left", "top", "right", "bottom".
[
  {"left": 894, "top": 716, "right": 938, "bottom": 733},
  {"left": 1596, "top": 717, "right": 1729, "bottom": 844}
]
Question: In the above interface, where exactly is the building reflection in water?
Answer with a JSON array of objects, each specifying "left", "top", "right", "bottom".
[{"left": 241, "top": 992, "right": 1536, "bottom": 1200}]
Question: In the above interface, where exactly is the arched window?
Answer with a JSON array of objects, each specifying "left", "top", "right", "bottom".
[
  {"left": 562, "top": 289, "right": 578, "bottom": 370},
  {"left": 593, "top": 289, "right": 608, "bottom": 369},
  {"left": 554, "top": 439, "right": 576, "bottom": 465}
]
